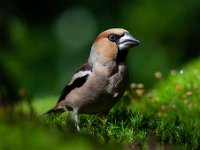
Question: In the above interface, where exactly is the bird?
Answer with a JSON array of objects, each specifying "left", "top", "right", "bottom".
[{"left": 44, "top": 28, "right": 140, "bottom": 130}]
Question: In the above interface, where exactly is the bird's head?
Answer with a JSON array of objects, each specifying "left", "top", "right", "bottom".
[{"left": 89, "top": 28, "right": 140, "bottom": 65}]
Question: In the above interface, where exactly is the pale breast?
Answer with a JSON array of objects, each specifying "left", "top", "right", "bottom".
[{"left": 65, "top": 63, "right": 128, "bottom": 114}]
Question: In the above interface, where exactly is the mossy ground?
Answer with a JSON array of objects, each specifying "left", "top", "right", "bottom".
[{"left": 1, "top": 59, "right": 200, "bottom": 150}]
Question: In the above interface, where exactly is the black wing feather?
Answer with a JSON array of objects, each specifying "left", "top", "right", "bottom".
[
  {"left": 57, "top": 63, "right": 92, "bottom": 103},
  {"left": 57, "top": 74, "right": 89, "bottom": 103}
]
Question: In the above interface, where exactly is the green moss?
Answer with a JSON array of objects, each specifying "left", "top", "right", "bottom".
[{"left": 2, "top": 58, "right": 200, "bottom": 149}]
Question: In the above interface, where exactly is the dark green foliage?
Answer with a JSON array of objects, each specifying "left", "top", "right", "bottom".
[{"left": 1, "top": 1, "right": 200, "bottom": 149}]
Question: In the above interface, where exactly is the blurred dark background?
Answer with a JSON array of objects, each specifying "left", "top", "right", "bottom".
[{"left": 0, "top": 0, "right": 200, "bottom": 104}]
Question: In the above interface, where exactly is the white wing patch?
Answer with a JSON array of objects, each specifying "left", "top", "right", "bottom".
[{"left": 68, "top": 70, "right": 92, "bottom": 85}]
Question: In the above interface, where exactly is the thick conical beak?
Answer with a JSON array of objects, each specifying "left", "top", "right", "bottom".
[{"left": 118, "top": 32, "right": 140, "bottom": 51}]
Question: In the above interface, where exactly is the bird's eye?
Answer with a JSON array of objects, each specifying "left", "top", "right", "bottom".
[{"left": 108, "top": 34, "right": 117, "bottom": 42}]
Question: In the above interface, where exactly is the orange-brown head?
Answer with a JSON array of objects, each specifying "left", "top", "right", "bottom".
[{"left": 88, "top": 28, "right": 140, "bottom": 65}]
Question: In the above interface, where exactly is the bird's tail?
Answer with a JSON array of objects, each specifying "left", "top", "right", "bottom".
[{"left": 42, "top": 105, "right": 65, "bottom": 117}]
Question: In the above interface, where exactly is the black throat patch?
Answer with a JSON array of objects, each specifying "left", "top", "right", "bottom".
[{"left": 116, "top": 50, "right": 129, "bottom": 64}]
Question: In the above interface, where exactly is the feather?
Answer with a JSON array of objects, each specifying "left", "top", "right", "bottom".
[{"left": 57, "top": 63, "right": 92, "bottom": 103}]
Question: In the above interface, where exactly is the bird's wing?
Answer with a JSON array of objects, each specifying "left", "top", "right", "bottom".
[{"left": 57, "top": 63, "right": 92, "bottom": 103}]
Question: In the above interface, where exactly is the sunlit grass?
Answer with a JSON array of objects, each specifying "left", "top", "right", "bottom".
[
  {"left": 32, "top": 96, "right": 57, "bottom": 114},
  {"left": 15, "top": 96, "right": 57, "bottom": 115}
]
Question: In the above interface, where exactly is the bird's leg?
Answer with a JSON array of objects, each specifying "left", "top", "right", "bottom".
[{"left": 72, "top": 108, "right": 80, "bottom": 131}]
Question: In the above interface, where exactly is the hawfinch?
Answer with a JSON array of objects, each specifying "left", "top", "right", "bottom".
[{"left": 45, "top": 28, "right": 140, "bottom": 130}]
